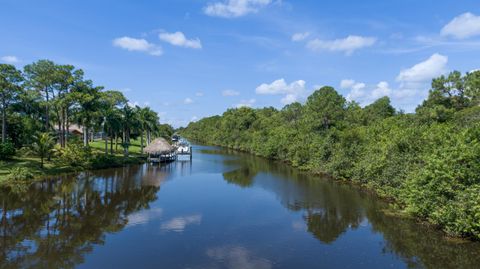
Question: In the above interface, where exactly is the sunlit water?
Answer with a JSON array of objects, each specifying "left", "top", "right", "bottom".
[{"left": 1, "top": 145, "right": 479, "bottom": 269}]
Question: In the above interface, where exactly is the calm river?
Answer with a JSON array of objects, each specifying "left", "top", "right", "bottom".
[{"left": 1, "top": 145, "right": 480, "bottom": 268}]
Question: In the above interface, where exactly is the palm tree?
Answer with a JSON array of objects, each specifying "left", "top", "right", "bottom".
[
  {"left": 31, "top": 132, "right": 55, "bottom": 168},
  {"left": 121, "top": 105, "right": 140, "bottom": 157},
  {"left": 70, "top": 80, "right": 102, "bottom": 147},
  {"left": 99, "top": 91, "right": 127, "bottom": 155},
  {"left": 138, "top": 106, "right": 159, "bottom": 154}
]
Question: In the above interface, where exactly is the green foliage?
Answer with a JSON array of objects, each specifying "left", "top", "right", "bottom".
[
  {"left": 57, "top": 142, "right": 92, "bottom": 169},
  {"left": 31, "top": 132, "right": 55, "bottom": 168},
  {"left": 0, "top": 141, "right": 15, "bottom": 160},
  {"left": 6, "top": 167, "right": 34, "bottom": 181},
  {"left": 182, "top": 71, "right": 480, "bottom": 240},
  {"left": 0, "top": 167, "right": 34, "bottom": 193}
]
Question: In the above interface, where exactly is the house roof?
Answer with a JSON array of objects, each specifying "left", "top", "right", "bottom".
[{"left": 54, "top": 124, "right": 83, "bottom": 134}]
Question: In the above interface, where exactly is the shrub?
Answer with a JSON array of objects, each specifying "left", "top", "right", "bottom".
[
  {"left": 90, "top": 154, "right": 122, "bottom": 169},
  {"left": 0, "top": 167, "right": 34, "bottom": 193},
  {"left": 58, "top": 143, "right": 92, "bottom": 169},
  {"left": 6, "top": 167, "right": 34, "bottom": 181},
  {"left": 0, "top": 142, "right": 16, "bottom": 160}
]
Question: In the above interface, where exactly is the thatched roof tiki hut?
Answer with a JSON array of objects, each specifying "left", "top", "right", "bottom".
[{"left": 144, "top": 138, "right": 177, "bottom": 163}]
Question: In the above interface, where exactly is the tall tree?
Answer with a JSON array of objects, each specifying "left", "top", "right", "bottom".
[
  {"left": 53, "top": 65, "right": 84, "bottom": 147},
  {"left": 71, "top": 80, "right": 102, "bottom": 147},
  {"left": 99, "top": 90, "right": 127, "bottom": 154},
  {"left": 24, "top": 60, "right": 58, "bottom": 131},
  {"left": 120, "top": 105, "right": 140, "bottom": 156},
  {"left": 466, "top": 70, "right": 480, "bottom": 106},
  {"left": 0, "top": 64, "right": 23, "bottom": 143},
  {"left": 304, "top": 86, "right": 346, "bottom": 131},
  {"left": 363, "top": 96, "right": 396, "bottom": 123},
  {"left": 138, "top": 106, "right": 159, "bottom": 154}
]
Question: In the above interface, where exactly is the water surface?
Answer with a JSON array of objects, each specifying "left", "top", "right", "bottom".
[{"left": 1, "top": 145, "right": 479, "bottom": 268}]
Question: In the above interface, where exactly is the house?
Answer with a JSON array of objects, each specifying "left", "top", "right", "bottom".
[{"left": 54, "top": 124, "right": 83, "bottom": 136}]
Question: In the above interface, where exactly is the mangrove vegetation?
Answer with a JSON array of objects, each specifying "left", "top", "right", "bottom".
[{"left": 182, "top": 70, "right": 480, "bottom": 240}]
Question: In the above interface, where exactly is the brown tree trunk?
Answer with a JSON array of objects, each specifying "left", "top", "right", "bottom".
[
  {"left": 104, "top": 128, "right": 108, "bottom": 155},
  {"left": 83, "top": 125, "right": 88, "bottom": 147},
  {"left": 45, "top": 88, "right": 50, "bottom": 131},
  {"left": 1, "top": 98, "right": 6, "bottom": 143},
  {"left": 141, "top": 130, "right": 144, "bottom": 154},
  {"left": 110, "top": 129, "right": 114, "bottom": 155}
]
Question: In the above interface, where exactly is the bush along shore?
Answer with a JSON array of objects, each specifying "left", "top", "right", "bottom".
[
  {"left": 181, "top": 70, "right": 480, "bottom": 241},
  {"left": 0, "top": 59, "right": 173, "bottom": 189},
  {"left": 0, "top": 138, "right": 149, "bottom": 191}
]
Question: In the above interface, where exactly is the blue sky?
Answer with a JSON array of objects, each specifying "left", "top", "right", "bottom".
[{"left": 1, "top": 0, "right": 480, "bottom": 127}]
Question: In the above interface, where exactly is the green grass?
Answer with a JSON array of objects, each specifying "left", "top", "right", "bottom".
[
  {"left": 0, "top": 156, "right": 72, "bottom": 177},
  {"left": 89, "top": 138, "right": 145, "bottom": 156},
  {"left": 0, "top": 138, "right": 147, "bottom": 179}
]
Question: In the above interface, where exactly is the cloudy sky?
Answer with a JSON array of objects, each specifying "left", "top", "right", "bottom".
[{"left": 1, "top": 0, "right": 480, "bottom": 127}]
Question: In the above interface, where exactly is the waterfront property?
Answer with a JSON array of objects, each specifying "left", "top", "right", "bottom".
[{"left": 144, "top": 137, "right": 178, "bottom": 163}]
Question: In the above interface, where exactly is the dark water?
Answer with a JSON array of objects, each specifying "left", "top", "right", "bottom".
[{"left": 1, "top": 145, "right": 480, "bottom": 269}]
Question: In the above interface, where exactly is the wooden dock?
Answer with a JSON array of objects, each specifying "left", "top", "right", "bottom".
[{"left": 145, "top": 136, "right": 192, "bottom": 163}]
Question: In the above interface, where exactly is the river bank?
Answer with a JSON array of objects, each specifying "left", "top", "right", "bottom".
[
  {"left": 191, "top": 140, "right": 480, "bottom": 243},
  {"left": 180, "top": 100, "right": 480, "bottom": 242},
  {"left": 0, "top": 139, "right": 146, "bottom": 187},
  {"left": 2, "top": 144, "right": 480, "bottom": 269}
]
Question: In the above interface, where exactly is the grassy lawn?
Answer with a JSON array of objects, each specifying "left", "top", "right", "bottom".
[
  {"left": 0, "top": 138, "right": 147, "bottom": 178},
  {"left": 89, "top": 138, "right": 145, "bottom": 155}
]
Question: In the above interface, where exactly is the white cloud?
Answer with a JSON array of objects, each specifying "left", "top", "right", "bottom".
[
  {"left": 340, "top": 79, "right": 355, "bottom": 89},
  {"left": 191, "top": 116, "right": 198, "bottom": 122},
  {"left": 160, "top": 214, "right": 202, "bottom": 232},
  {"left": 127, "top": 101, "right": 140, "bottom": 107},
  {"left": 396, "top": 53, "right": 448, "bottom": 83},
  {"left": 391, "top": 54, "right": 448, "bottom": 110},
  {"left": 306, "top": 35, "right": 376, "bottom": 55},
  {"left": 184, "top": 97, "right": 194, "bottom": 104},
  {"left": 256, "top": 79, "right": 305, "bottom": 95},
  {"left": 222, "top": 89, "right": 240, "bottom": 96},
  {"left": 159, "top": 31, "right": 202, "bottom": 49},
  {"left": 342, "top": 79, "right": 367, "bottom": 102},
  {"left": 207, "top": 246, "right": 272, "bottom": 269},
  {"left": 441, "top": 12, "right": 480, "bottom": 39},
  {"left": 113, "top": 36, "right": 163, "bottom": 56},
  {"left": 346, "top": 54, "right": 449, "bottom": 110},
  {"left": 195, "top": 92, "right": 204, "bottom": 97},
  {"left": 256, "top": 79, "right": 307, "bottom": 105},
  {"left": 292, "top": 32, "right": 310, "bottom": 42},
  {"left": 127, "top": 208, "right": 163, "bottom": 227},
  {"left": 204, "top": 0, "right": 272, "bottom": 18},
  {"left": 236, "top": 98, "right": 256, "bottom": 108},
  {"left": 0, "top": 55, "right": 19, "bottom": 63},
  {"left": 371, "top": 81, "right": 392, "bottom": 99}
]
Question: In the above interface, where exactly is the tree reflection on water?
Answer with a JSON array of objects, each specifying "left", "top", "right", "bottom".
[
  {"left": 221, "top": 151, "right": 480, "bottom": 269},
  {"left": 0, "top": 165, "right": 162, "bottom": 269}
]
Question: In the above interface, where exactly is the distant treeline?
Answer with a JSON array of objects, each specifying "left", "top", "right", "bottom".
[{"left": 182, "top": 70, "right": 480, "bottom": 240}]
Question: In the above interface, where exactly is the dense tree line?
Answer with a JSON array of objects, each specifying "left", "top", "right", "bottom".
[
  {"left": 0, "top": 60, "right": 173, "bottom": 166},
  {"left": 182, "top": 70, "right": 480, "bottom": 240}
]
